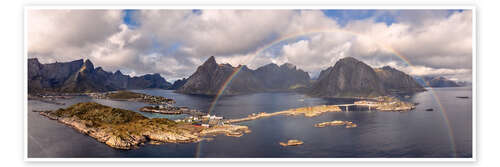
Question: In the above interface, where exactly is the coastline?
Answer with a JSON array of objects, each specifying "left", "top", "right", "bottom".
[{"left": 38, "top": 102, "right": 250, "bottom": 150}]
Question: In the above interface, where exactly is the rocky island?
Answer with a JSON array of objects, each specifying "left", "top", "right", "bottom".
[
  {"left": 225, "top": 105, "right": 342, "bottom": 124},
  {"left": 314, "top": 121, "right": 358, "bottom": 128},
  {"left": 279, "top": 140, "right": 304, "bottom": 147},
  {"left": 39, "top": 102, "right": 250, "bottom": 149},
  {"left": 354, "top": 96, "right": 416, "bottom": 112}
]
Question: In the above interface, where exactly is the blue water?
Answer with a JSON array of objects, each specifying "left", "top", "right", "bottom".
[{"left": 27, "top": 87, "right": 473, "bottom": 158}]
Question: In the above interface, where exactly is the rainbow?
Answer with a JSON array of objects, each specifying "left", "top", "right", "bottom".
[{"left": 198, "top": 28, "right": 457, "bottom": 157}]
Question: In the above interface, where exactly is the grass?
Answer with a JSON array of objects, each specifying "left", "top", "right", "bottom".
[
  {"left": 50, "top": 102, "right": 179, "bottom": 138},
  {"left": 106, "top": 91, "right": 144, "bottom": 99}
]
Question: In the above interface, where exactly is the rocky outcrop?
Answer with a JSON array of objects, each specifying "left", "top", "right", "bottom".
[
  {"left": 375, "top": 66, "right": 425, "bottom": 93},
  {"left": 176, "top": 56, "right": 311, "bottom": 95},
  {"left": 28, "top": 58, "right": 172, "bottom": 93},
  {"left": 310, "top": 57, "right": 387, "bottom": 98}
]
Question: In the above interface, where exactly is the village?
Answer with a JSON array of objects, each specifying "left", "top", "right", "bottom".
[{"left": 142, "top": 95, "right": 416, "bottom": 129}]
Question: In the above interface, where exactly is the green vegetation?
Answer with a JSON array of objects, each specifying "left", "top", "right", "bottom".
[
  {"left": 48, "top": 102, "right": 179, "bottom": 139},
  {"left": 94, "top": 90, "right": 175, "bottom": 104},
  {"left": 106, "top": 91, "right": 144, "bottom": 99}
]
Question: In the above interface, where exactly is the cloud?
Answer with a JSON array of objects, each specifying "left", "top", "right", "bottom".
[
  {"left": 137, "top": 10, "right": 296, "bottom": 57},
  {"left": 27, "top": 9, "right": 473, "bottom": 82},
  {"left": 272, "top": 10, "right": 473, "bottom": 80},
  {"left": 28, "top": 10, "right": 123, "bottom": 62}
]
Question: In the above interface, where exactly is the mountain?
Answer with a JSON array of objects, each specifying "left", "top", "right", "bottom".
[
  {"left": 128, "top": 73, "right": 172, "bottom": 89},
  {"left": 28, "top": 58, "right": 172, "bottom": 93},
  {"left": 309, "top": 57, "right": 387, "bottom": 98},
  {"left": 176, "top": 56, "right": 311, "bottom": 95},
  {"left": 170, "top": 78, "right": 188, "bottom": 90},
  {"left": 415, "top": 76, "right": 464, "bottom": 87},
  {"left": 175, "top": 56, "right": 263, "bottom": 95},
  {"left": 28, "top": 58, "right": 84, "bottom": 93},
  {"left": 375, "top": 66, "right": 426, "bottom": 93},
  {"left": 254, "top": 63, "right": 311, "bottom": 91}
]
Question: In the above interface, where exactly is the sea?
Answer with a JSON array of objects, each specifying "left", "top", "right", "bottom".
[{"left": 27, "top": 87, "right": 473, "bottom": 158}]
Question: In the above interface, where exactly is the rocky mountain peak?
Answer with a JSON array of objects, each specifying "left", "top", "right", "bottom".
[
  {"left": 28, "top": 58, "right": 172, "bottom": 93},
  {"left": 198, "top": 56, "right": 218, "bottom": 73},
  {"left": 310, "top": 57, "right": 387, "bottom": 97},
  {"left": 114, "top": 70, "right": 123, "bottom": 76},
  {"left": 81, "top": 59, "right": 95, "bottom": 73},
  {"left": 280, "top": 63, "right": 296, "bottom": 70},
  {"left": 203, "top": 56, "right": 217, "bottom": 66}
]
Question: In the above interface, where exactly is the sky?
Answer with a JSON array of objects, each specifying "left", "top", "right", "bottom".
[{"left": 27, "top": 9, "right": 473, "bottom": 82}]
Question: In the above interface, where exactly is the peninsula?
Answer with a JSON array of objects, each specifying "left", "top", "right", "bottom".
[{"left": 39, "top": 102, "right": 250, "bottom": 149}]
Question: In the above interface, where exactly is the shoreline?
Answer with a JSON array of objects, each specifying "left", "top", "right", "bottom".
[{"left": 38, "top": 102, "right": 250, "bottom": 150}]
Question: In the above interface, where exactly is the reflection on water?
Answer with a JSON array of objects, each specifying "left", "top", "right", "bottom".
[{"left": 28, "top": 87, "right": 472, "bottom": 158}]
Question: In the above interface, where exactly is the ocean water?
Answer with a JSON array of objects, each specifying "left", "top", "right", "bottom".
[{"left": 27, "top": 87, "right": 473, "bottom": 158}]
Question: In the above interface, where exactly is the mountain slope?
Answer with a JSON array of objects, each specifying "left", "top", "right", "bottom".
[
  {"left": 254, "top": 63, "right": 311, "bottom": 91},
  {"left": 375, "top": 66, "right": 426, "bottom": 93},
  {"left": 175, "top": 56, "right": 264, "bottom": 95},
  {"left": 28, "top": 58, "right": 172, "bottom": 93},
  {"left": 176, "top": 56, "right": 311, "bottom": 95},
  {"left": 310, "top": 57, "right": 387, "bottom": 98}
]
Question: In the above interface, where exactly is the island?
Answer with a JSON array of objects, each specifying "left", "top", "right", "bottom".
[
  {"left": 225, "top": 96, "right": 415, "bottom": 124},
  {"left": 279, "top": 140, "right": 304, "bottom": 146},
  {"left": 225, "top": 105, "right": 342, "bottom": 124},
  {"left": 39, "top": 102, "right": 250, "bottom": 149},
  {"left": 353, "top": 96, "right": 416, "bottom": 112},
  {"left": 314, "top": 120, "right": 358, "bottom": 128}
]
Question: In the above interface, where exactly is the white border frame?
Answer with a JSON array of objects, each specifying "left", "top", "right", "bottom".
[{"left": 23, "top": 5, "right": 477, "bottom": 162}]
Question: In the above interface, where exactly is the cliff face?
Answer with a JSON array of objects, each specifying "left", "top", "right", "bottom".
[
  {"left": 28, "top": 58, "right": 172, "bottom": 93},
  {"left": 176, "top": 56, "right": 311, "bottom": 95},
  {"left": 254, "top": 63, "right": 311, "bottom": 90},
  {"left": 28, "top": 59, "right": 84, "bottom": 93},
  {"left": 310, "top": 57, "right": 387, "bottom": 98},
  {"left": 375, "top": 66, "right": 425, "bottom": 93}
]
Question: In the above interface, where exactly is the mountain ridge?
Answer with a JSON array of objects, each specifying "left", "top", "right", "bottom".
[
  {"left": 28, "top": 58, "right": 172, "bottom": 93},
  {"left": 176, "top": 56, "right": 311, "bottom": 95}
]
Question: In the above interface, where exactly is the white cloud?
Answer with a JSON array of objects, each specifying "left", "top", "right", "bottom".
[
  {"left": 28, "top": 10, "right": 123, "bottom": 62},
  {"left": 27, "top": 9, "right": 473, "bottom": 82}
]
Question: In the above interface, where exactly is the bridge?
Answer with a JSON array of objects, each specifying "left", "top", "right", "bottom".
[{"left": 332, "top": 103, "right": 379, "bottom": 112}]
